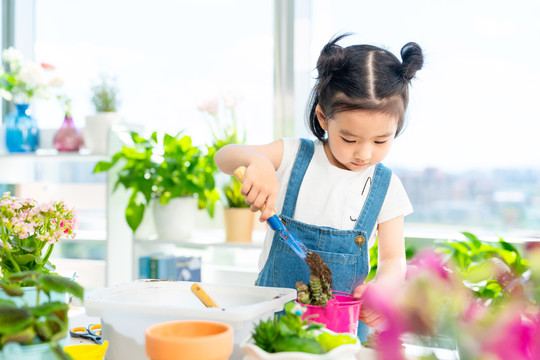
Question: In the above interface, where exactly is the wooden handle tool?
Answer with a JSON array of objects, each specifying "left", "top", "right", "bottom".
[
  {"left": 233, "top": 166, "right": 308, "bottom": 259},
  {"left": 190, "top": 283, "right": 218, "bottom": 308}
]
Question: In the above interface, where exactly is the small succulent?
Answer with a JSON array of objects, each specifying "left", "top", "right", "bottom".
[
  {"left": 251, "top": 302, "right": 356, "bottom": 354},
  {"left": 295, "top": 276, "right": 333, "bottom": 307}
]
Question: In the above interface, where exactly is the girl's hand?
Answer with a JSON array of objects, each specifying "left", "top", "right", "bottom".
[
  {"left": 353, "top": 283, "right": 386, "bottom": 328},
  {"left": 241, "top": 161, "right": 279, "bottom": 222}
]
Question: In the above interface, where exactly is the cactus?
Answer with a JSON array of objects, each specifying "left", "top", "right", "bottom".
[{"left": 295, "top": 276, "right": 333, "bottom": 306}]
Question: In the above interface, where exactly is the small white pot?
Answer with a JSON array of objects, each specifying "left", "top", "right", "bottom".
[
  {"left": 152, "top": 197, "right": 198, "bottom": 242},
  {"left": 84, "top": 112, "right": 121, "bottom": 154}
]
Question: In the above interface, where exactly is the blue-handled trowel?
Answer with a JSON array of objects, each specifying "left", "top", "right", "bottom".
[{"left": 233, "top": 166, "right": 308, "bottom": 260}]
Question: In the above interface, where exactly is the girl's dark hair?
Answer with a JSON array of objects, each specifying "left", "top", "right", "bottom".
[{"left": 307, "top": 34, "right": 424, "bottom": 141}]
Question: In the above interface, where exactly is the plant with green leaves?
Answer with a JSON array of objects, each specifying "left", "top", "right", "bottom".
[
  {"left": 91, "top": 75, "right": 119, "bottom": 113},
  {"left": 222, "top": 179, "right": 249, "bottom": 208},
  {"left": 93, "top": 131, "right": 220, "bottom": 232},
  {"left": 436, "top": 231, "right": 529, "bottom": 307},
  {"left": 0, "top": 192, "right": 77, "bottom": 281},
  {"left": 251, "top": 301, "right": 356, "bottom": 354},
  {"left": 0, "top": 271, "right": 84, "bottom": 359}
]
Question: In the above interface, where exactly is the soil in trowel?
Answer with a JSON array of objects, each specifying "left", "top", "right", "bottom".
[{"left": 305, "top": 251, "right": 333, "bottom": 289}]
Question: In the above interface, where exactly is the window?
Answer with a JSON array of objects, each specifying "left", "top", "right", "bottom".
[
  {"left": 33, "top": 0, "right": 274, "bottom": 146},
  {"left": 297, "top": 0, "right": 540, "bottom": 240}
]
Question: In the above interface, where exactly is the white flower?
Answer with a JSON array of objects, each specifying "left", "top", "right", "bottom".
[
  {"left": 0, "top": 89, "right": 13, "bottom": 102},
  {"left": 48, "top": 75, "right": 63, "bottom": 87},
  {"left": 19, "top": 61, "right": 45, "bottom": 87},
  {"left": 2, "top": 47, "right": 23, "bottom": 64}
]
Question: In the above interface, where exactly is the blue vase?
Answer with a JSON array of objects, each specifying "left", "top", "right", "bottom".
[{"left": 5, "top": 104, "right": 39, "bottom": 152}]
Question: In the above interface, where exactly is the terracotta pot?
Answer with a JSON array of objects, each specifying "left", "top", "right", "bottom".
[
  {"left": 145, "top": 320, "right": 233, "bottom": 360},
  {"left": 224, "top": 208, "right": 255, "bottom": 243}
]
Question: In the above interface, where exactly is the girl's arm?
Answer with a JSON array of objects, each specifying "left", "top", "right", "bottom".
[
  {"left": 374, "top": 215, "right": 407, "bottom": 284},
  {"left": 214, "top": 140, "right": 284, "bottom": 221},
  {"left": 353, "top": 215, "right": 406, "bottom": 327}
]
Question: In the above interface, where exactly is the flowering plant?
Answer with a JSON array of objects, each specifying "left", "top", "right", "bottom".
[
  {"left": 0, "top": 47, "right": 62, "bottom": 104},
  {"left": 199, "top": 92, "right": 247, "bottom": 208},
  {"left": 362, "top": 237, "right": 540, "bottom": 360},
  {"left": 0, "top": 192, "right": 77, "bottom": 279}
]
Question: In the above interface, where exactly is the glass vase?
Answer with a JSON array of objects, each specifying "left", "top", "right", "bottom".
[
  {"left": 53, "top": 115, "right": 83, "bottom": 152},
  {"left": 5, "top": 104, "right": 39, "bottom": 153}
]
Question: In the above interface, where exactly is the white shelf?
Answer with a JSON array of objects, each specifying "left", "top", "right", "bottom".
[{"left": 0, "top": 148, "right": 107, "bottom": 160}]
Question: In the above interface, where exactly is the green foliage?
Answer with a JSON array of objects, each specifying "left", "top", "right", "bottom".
[
  {"left": 252, "top": 302, "right": 356, "bottom": 354},
  {"left": 0, "top": 271, "right": 83, "bottom": 355},
  {"left": 223, "top": 179, "right": 249, "bottom": 208},
  {"left": 436, "top": 231, "right": 530, "bottom": 306},
  {"left": 91, "top": 75, "right": 119, "bottom": 112},
  {"left": 0, "top": 193, "right": 77, "bottom": 281},
  {"left": 93, "top": 131, "right": 220, "bottom": 232}
]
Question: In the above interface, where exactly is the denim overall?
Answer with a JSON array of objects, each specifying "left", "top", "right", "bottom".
[{"left": 256, "top": 138, "right": 391, "bottom": 341}]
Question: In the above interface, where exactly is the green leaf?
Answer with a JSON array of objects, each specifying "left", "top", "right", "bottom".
[
  {"left": 39, "top": 274, "right": 84, "bottom": 300},
  {"left": 1, "top": 326, "right": 36, "bottom": 345},
  {"left": 0, "top": 304, "right": 32, "bottom": 334},
  {"left": 31, "top": 301, "right": 69, "bottom": 317},
  {"left": 93, "top": 160, "right": 115, "bottom": 173},
  {"left": 126, "top": 193, "right": 146, "bottom": 233},
  {"left": 0, "top": 282, "right": 24, "bottom": 297},
  {"left": 462, "top": 232, "right": 483, "bottom": 249},
  {"left": 12, "top": 254, "right": 37, "bottom": 266}
]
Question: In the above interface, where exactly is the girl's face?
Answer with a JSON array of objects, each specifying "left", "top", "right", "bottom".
[{"left": 317, "top": 106, "right": 398, "bottom": 171}]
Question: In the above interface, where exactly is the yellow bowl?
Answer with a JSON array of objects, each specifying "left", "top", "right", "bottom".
[{"left": 64, "top": 341, "right": 108, "bottom": 360}]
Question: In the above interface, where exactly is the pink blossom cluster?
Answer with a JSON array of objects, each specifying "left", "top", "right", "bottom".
[
  {"left": 0, "top": 192, "right": 77, "bottom": 246},
  {"left": 362, "top": 249, "right": 540, "bottom": 359}
]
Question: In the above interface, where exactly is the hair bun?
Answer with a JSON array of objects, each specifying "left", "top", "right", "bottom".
[
  {"left": 400, "top": 42, "right": 423, "bottom": 81},
  {"left": 316, "top": 34, "right": 350, "bottom": 89}
]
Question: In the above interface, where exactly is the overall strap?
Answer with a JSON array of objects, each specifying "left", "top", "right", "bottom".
[
  {"left": 281, "top": 139, "right": 315, "bottom": 218},
  {"left": 353, "top": 163, "right": 392, "bottom": 238}
]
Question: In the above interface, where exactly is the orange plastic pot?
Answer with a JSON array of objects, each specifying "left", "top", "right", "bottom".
[{"left": 145, "top": 320, "right": 233, "bottom": 360}]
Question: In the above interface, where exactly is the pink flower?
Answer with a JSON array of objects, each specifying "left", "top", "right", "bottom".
[
  {"left": 407, "top": 249, "right": 450, "bottom": 280},
  {"left": 40, "top": 62, "right": 55, "bottom": 70},
  {"left": 197, "top": 97, "right": 219, "bottom": 115},
  {"left": 483, "top": 313, "right": 539, "bottom": 360}
]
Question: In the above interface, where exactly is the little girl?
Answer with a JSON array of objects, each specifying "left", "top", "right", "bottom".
[{"left": 215, "top": 34, "right": 423, "bottom": 340}]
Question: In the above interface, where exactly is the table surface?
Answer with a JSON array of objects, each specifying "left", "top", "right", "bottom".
[{"left": 67, "top": 306, "right": 460, "bottom": 360}]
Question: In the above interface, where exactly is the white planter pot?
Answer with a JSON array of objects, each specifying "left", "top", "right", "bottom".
[
  {"left": 84, "top": 112, "right": 121, "bottom": 154},
  {"left": 152, "top": 197, "right": 197, "bottom": 242}
]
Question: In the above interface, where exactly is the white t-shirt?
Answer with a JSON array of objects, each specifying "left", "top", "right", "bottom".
[{"left": 257, "top": 138, "right": 413, "bottom": 271}]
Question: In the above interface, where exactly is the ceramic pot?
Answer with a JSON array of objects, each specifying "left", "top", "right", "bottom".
[
  {"left": 83, "top": 112, "right": 120, "bottom": 154},
  {"left": 152, "top": 197, "right": 197, "bottom": 241},
  {"left": 0, "top": 286, "right": 68, "bottom": 307},
  {"left": 223, "top": 207, "right": 254, "bottom": 243},
  {"left": 145, "top": 320, "right": 233, "bottom": 360}
]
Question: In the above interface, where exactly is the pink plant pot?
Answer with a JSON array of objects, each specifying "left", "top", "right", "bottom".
[{"left": 299, "top": 293, "right": 362, "bottom": 335}]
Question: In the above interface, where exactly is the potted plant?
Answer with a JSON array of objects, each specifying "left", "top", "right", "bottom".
[
  {"left": 0, "top": 192, "right": 77, "bottom": 281},
  {"left": 199, "top": 93, "right": 254, "bottom": 242},
  {"left": 243, "top": 301, "right": 360, "bottom": 359},
  {"left": 0, "top": 271, "right": 84, "bottom": 359},
  {"left": 222, "top": 179, "right": 254, "bottom": 243},
  {"left": 358, "top": 235, "right": 540, "bottom": 360},
  {"left": 84, "top": 74, "right": 121, "bottom": 154},
  {"left": 0, "top": 47, "right": 62, "bottom": 153},
  {"left": 93, "top": 131, "right": 220, "bottom": 241}
]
